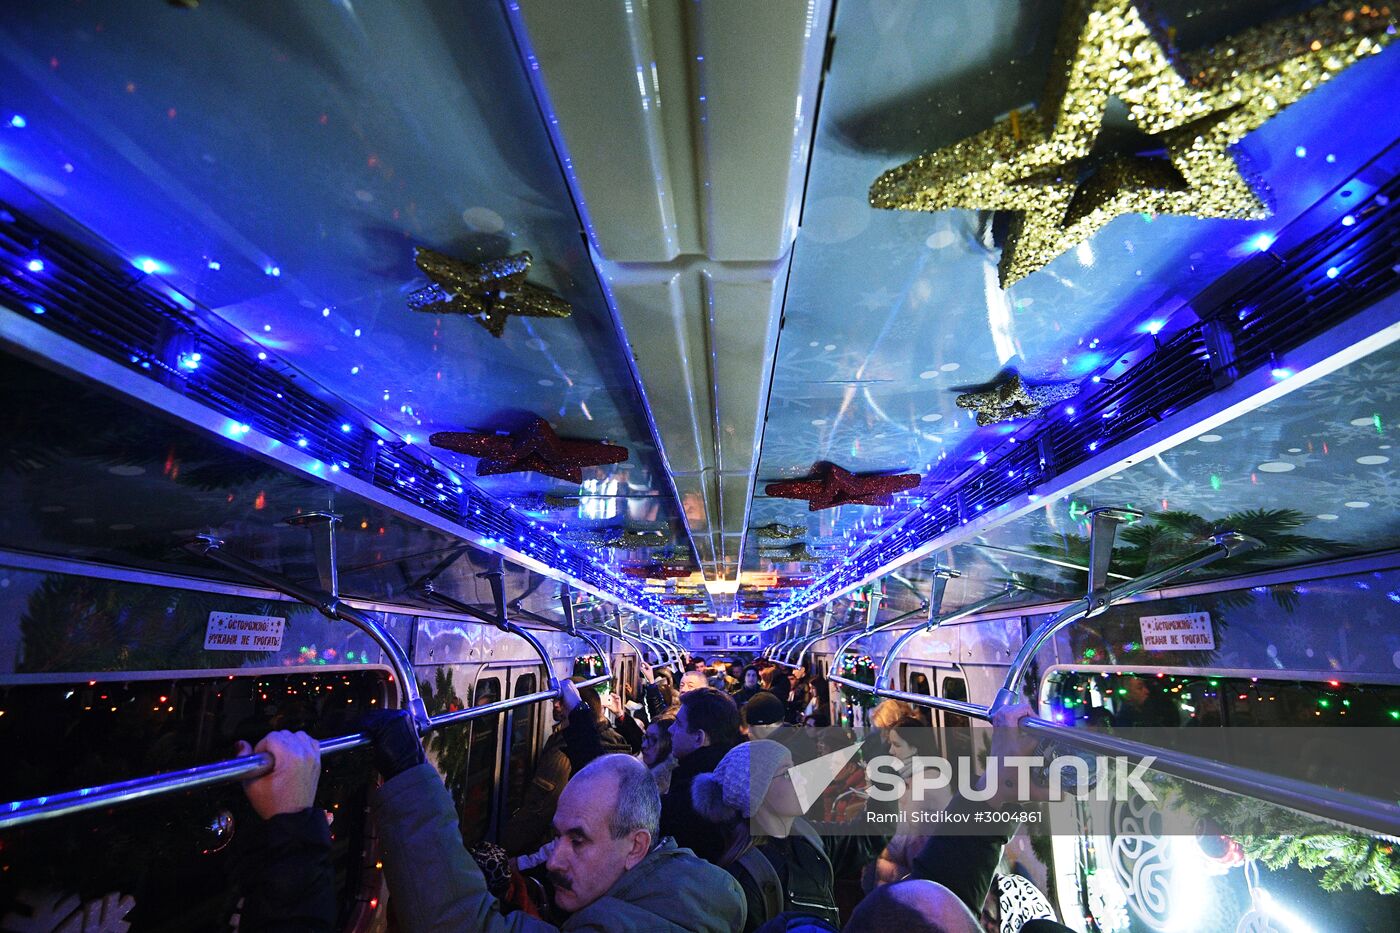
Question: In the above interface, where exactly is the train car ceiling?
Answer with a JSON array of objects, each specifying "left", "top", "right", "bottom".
[{"left": 0, "top": 0, "right": 1397, "bottom": 633}]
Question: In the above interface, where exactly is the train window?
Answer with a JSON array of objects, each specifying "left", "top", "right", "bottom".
[
  {"left": 939, "top": 675, "right": 972, "bottom": 759},
  {"left": 905, "top": 668, "right": 934, "bottom": 727},
  {"left": 1044, "top": 670, "right": 1400, "bottom": 728},
  {"left": 458, "top": 677, "right": 502, "bottom": 844},
  {"left": 0, "top": 670, "right": 386, "bottom": 928},
  {"left": 504, "top": 671, "right": 540, "bottom": 818}
]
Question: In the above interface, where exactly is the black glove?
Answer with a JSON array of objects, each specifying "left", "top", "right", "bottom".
[{"left": 359, "top": 709, "right": 426, "bottom": 779}]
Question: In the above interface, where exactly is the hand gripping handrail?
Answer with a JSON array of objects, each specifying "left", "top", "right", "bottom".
[{"left": 0, "top": 538, "right": 609, "bottom": 830}]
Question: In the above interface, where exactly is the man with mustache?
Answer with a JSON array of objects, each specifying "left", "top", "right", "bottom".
[{"left": 364, "top": 709, "right": 745, "bottom": 931}]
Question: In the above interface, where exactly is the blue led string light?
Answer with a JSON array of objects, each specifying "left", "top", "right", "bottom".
[
  {"left": 0, "top": 200, "right": 684, "bottom": 625},
  {"left": 766, "top": 156, "right": 1400, "bottom": 626}
]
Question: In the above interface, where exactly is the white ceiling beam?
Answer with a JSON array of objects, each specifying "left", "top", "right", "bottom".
[{"left": 511, "top": 0, "right": 832, "bottom": 587}]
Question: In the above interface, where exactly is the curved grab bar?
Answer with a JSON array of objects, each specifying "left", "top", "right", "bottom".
[
  {"left": 0, "top": 683, "right": 574, "bottom": 830},
  {"left": 187, "top": 535, "right": 431, "bottom": 731},
  {"left": 827, "top": 534, "right": 1258, "bottom": 716},
  {"left": 988, "top": 532, "right": 1259, "bottom": 712},
  {"left": 0, "top": 541, "right": 621, "bottom": 832},
  {"left": 873, "top": 583, "right": 1022, "bottom": 688}
]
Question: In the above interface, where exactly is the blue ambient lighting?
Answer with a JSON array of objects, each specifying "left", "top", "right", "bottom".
[
  {"left": 257, "top": 351, "right": 267, "bottom": 360},
  {"left": 25, "top": 258, "right": 43, "bottom": 272},
  {"left": 296, "top": 438, "right": 309, "bottom": 448},
  {"left": 1271, "top": 367, "right": 1293, "bottom": 380},
  {"left": 341, "top": 423, "right": 352, "bottom": 432},
  {"left": 133, "top": 257, "right": 167, "bottom": 275},
  {"left": 178, "top": 352, "right": 202, "bottom": 370},
  {"left": 29, "top": 303, "right": 45, "bottom": 315},
  {"left": 8, "top": 114, "right": 25, "bottom": 129},
  {"left": 1341, "top": 215, "right": 1356, "bottom": 227},
  {"left": 1248, "top": 233, "right": 1275, "bottom": 252},
  {"left": 1294, "top": 146, "right": 1307, "bottom": 158},
  {"left": 1326, "top": 266, "right": 1340, "bottom": 279}
]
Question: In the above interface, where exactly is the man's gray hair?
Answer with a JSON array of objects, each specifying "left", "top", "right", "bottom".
[{"left": 575, "top": 753, "right": 661, "bottom": 841}]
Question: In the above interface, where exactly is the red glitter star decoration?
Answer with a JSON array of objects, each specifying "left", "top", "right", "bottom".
[
  {"left": 430, "top": 417, "right": 628, "bottom": 483},
  {"left": 764, "top": 461, "right": 921, "bottom": 511}
]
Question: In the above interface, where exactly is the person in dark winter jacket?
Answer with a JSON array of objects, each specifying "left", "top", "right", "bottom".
[
  {"left": 731, "top": 667, "right": 764, "bottom": 707},
  {"left": 847, "top": 703, "right": 1072, "bottom": 933},
  {"left": 661, "top": 686, "right": 742, "bottom": 864},
  {"left": 500, "top": 679, "right": 631, "bottom": 855},
  {"left": 235, "top": 730, "right": 336, "bottom": 932},
  {"left": 691, "top": 739, "right": 840, "bottom": 932},
  {"left": 376, "top": 746, "right": 744, "bottom": 931}
]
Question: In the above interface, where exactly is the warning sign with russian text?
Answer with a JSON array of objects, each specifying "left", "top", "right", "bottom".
[
  {"left": 1139, "top": 611, "right": 1214, "bottom": 651},
  {"left": 204, "top": 612, "right": 286, "bottom": 651}
]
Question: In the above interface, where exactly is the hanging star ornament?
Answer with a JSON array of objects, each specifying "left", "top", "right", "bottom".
[
  {"left": 955, "top": 373, "right": 1080, "bottom": 426},
  {"left": 407, "top": 247, "right": 573, "bottom": 337},
  {"left": 757, "top": 543, "right": 840, "bottom": 563},
  {"left": 430, "top": 416, "right": 627, "bottom": 483},
  {"left": 764, "top": 461, "right": 922, "bottom": 511},
  {"left": 870, "top": 0, "right": 1396, "bottom": 286},
  {"left": 752, "top": 522, "right": 806, "bottom": 541},
  {"left": 564, "top": 525, "right": 669, "bottom": 549}
]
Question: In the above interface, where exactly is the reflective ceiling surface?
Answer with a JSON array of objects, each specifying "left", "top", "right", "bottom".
[
  {"left": 748, "top": 0, "right": 1400, "bottom": 581},
  {"left": 883, "top": 340, "right": 1400, "bottom": 618},
  {"left": 0, "top": 0, "right": 1396, "bottom": 627},
  {"left": 0, "top": 0, "right": 693, "bottom": 561},
  {"left": 0, "top": 353, "right": 597, "bottom": 625}
]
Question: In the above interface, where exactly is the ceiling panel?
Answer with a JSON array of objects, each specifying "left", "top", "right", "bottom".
[{"left": 0, "top": 0, "right": 696, "bottom": 575}]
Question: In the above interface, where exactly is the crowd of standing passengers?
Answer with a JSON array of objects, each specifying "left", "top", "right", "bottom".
[{"left": 233, "top": 657, "right": 1071, "bottom": 933}]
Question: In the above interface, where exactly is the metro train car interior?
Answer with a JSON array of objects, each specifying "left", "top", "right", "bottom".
[{"left": 0, "top": 1, "right": 1397, "bottom": 931}]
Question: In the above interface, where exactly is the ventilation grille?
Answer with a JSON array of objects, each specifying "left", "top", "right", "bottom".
[
  {"left": 772, "top": 156, "right": 1400, "bottom": 624},
  {"left": 0, "top": 201, "right": 678, "bottom": 622}
]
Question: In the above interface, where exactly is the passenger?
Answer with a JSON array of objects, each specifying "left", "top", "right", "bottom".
[
  {"left": 639, "top": 716, "right": 679, "bottom": 795},
  {"left": 806, "top": 677, "right": 831, "bottom": 728},
  {"left": 654, "top": 668, "right": 680, "bottom": 715},
  {"left": 844, "top": 880, "right": 978, "bottom": 933},
  {"left": 743, "top": 692, "right": 817, "bottom": 772},
  {"left": 767, "top": 666, "right": 792, "bottom": 706},
  {"left": 605, "top": 689, "right": 646, "bottom": 755},
  {"left": 1113, "top": 676, "right": 1179, "bottom": 728},
  {"left": 887, "top": 703, "right": 1073, "bottom": 932},
  {"left": 234, "top": 730, "right": 336, "bottom": 932},
  {"left": 785, "top": 676, "right": 810, "bottom": 725},
  {"left": 661, "top": 686, "right": 743, "bottom": 863},
  {"left": 692, "top": 739, "right": 841, "bottom": 932},
  {"left": 500, "top": 678, "right": 631, "bottom": 856},
  {"left": 869, "top": 717, "right": 947, "bottom": 887},
  {"left": 359, "top": 711, "right": 747, "bottom": 932},
  {"left": 732, "top": 667, "right": 764, "bottom": 707},
  {"left": 679, "top": 669, "right": 711, "bottom": 695}
]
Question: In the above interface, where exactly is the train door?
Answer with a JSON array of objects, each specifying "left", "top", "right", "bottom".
[
  {"left": 936, "top": 668, "right": 973, "bottom": 762},
  {"left": 460, "top": 671, "right": 504, "bottom": 844},
  {"left": 499, "top": 666, "right": 546, "bottom": 834},
  {"left": 900, "top": 662, "right": 936, "bottom": 727}
]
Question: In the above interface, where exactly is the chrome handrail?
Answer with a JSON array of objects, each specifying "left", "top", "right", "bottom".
[{"left": 0, "top": 542, "right": 616, "bottom": 831}]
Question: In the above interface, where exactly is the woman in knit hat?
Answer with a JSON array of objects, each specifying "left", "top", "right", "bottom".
[{"left": 692, "top": 740, "right": 840, "bottom": 932}]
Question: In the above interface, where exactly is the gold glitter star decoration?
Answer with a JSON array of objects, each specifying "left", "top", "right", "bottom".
[
  {"left": 870, "top": 0, "right": 1396, "bottom": 286},
  {"left": 752, "top": 522, "right": 806, "bottom": 541},
  {"left": 956, "top": 372, "right": 1080, "bottom": 426},
  {"left": 407, "top": 247, "right": 572, "bottom": 337}
]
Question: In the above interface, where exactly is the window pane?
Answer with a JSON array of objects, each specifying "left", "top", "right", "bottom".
[
  {"left": 458, "top": 677, "right": 501, "bottom": 844},
  {"left": 505, "top": 672, "right": 539, "bottom": 817}
]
